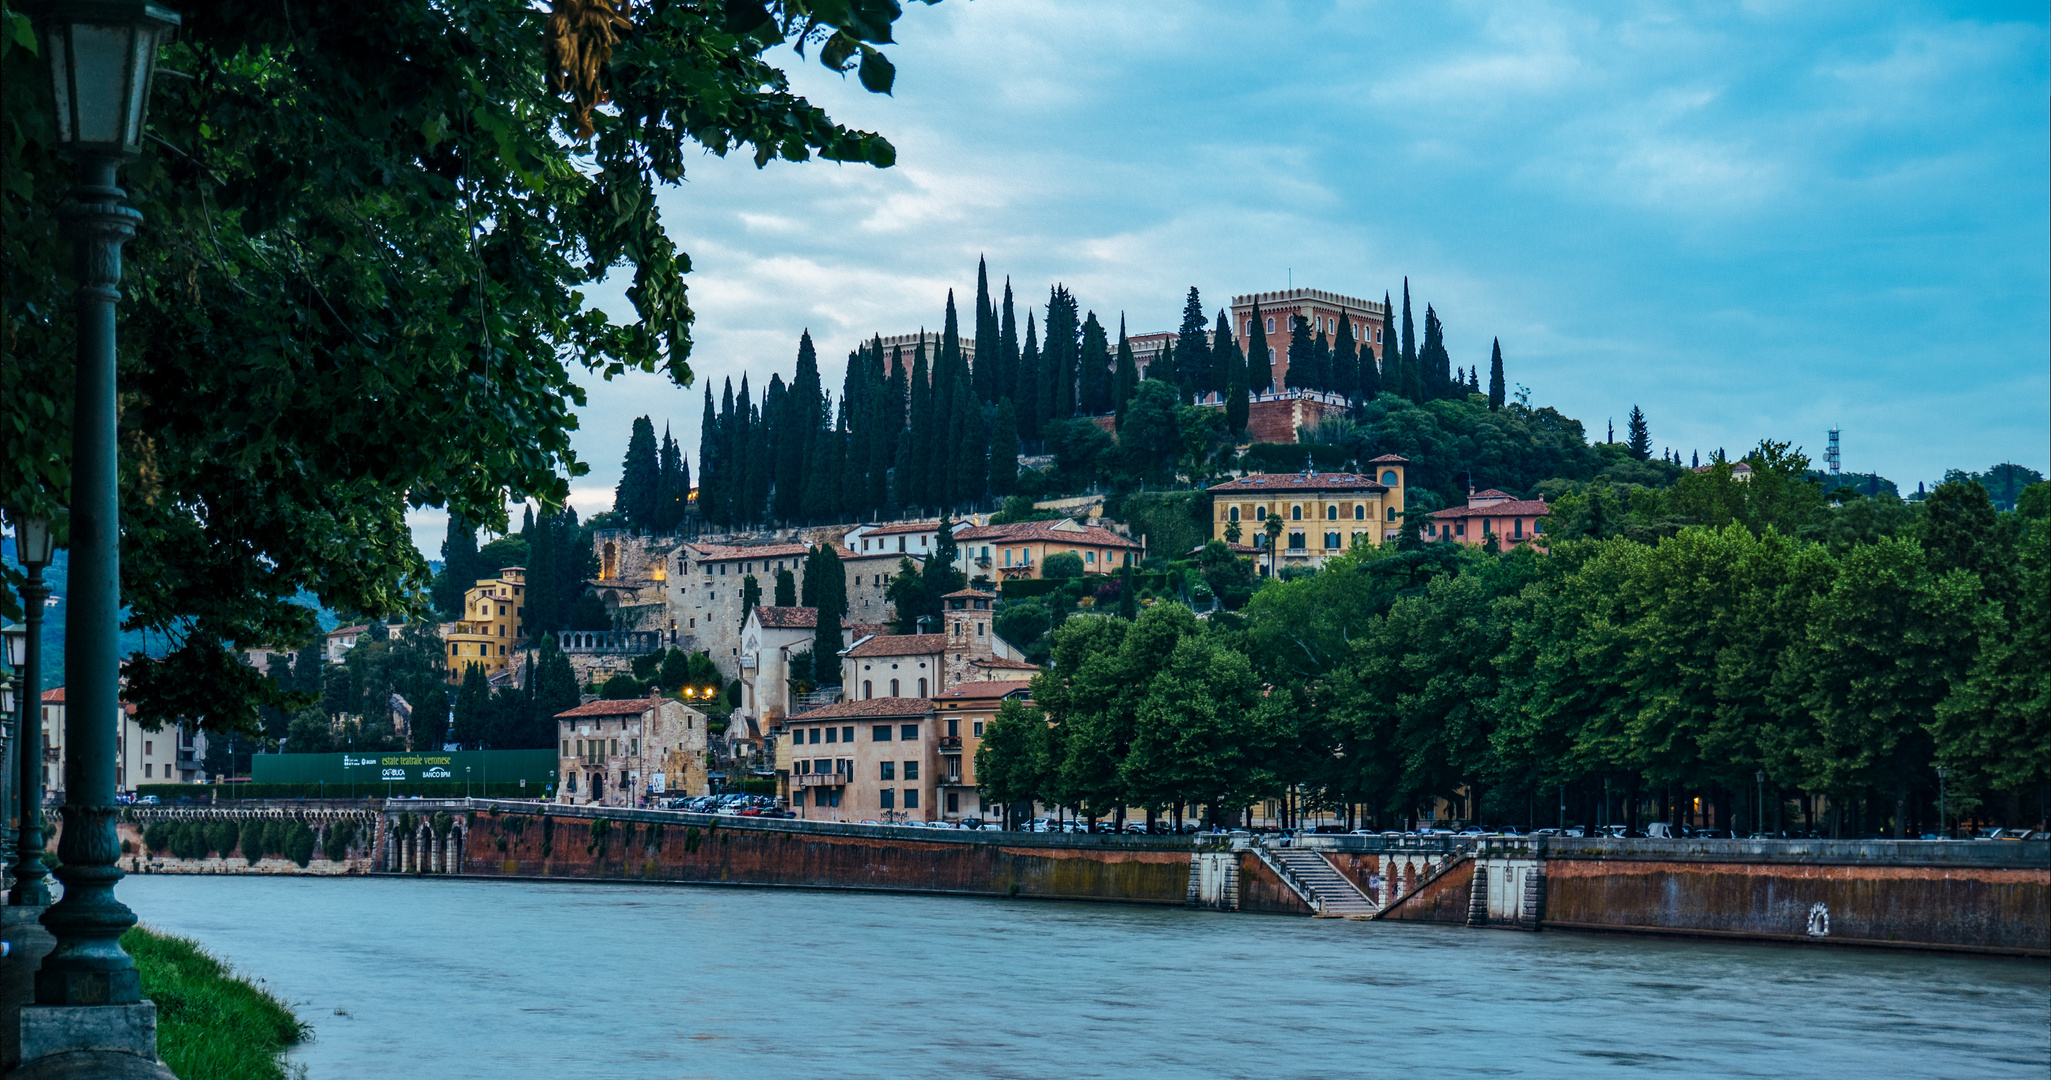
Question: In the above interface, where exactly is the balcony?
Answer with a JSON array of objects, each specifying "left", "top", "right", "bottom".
[
  {"left": 796, "top": 772, "right": 848, "bottom": 787},
  {"left": 937, "top": 736, "right": 962, "bottom": 751}
]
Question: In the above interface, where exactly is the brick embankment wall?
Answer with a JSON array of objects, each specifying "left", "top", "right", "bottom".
[
  {"left": 1543, "top": 852, "right": 2049, "bottom": 956},
  {"left": 1377, "top": 856, "right": 1474, "bottom": 924},
  {"left": 1234, "top": 853, "right": 1317, "bottom": 915},
  {"left": 459, "top": 806, "right": 1194, "bottom": 906}
]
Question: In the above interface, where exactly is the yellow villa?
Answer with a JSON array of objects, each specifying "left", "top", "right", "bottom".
[
  {"left": 1206, "top": 456, "right": 1408, "bottom": 573},
  {"left": 445, "top": 567, "right": 527, "bottom": 683}
]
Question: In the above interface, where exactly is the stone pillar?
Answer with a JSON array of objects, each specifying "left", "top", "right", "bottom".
[
  {"left": 1522, "top": 864, "right": 1546, "bottom": 928},
  {"left": 1467, "top": 863, "right": 1490, "bottom": 926}
]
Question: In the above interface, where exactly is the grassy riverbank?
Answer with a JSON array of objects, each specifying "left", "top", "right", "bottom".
[{"left": 123, "top": 926, "right": 307, "bottom": 1080}]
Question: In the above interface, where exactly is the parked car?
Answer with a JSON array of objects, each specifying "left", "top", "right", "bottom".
[
  {"left": 1456, "top": 826, "right": 1486, "bottom": 836},
  {"left": 1693, "top": 828, "right": 1735, "bottom": 839}
]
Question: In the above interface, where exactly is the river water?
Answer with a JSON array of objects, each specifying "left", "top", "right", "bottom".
[{"left": 115, "top": 876, "right": 2045, "bottom": 1079}]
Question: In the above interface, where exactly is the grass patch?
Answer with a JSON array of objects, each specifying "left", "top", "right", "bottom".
[{"left": 124, "top": 926, "right": 308, "bottom": 1080}]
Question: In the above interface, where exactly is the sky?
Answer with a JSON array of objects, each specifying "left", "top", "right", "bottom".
[{"left": 407, "top": 0, "right": 2050, "bottom": 556}]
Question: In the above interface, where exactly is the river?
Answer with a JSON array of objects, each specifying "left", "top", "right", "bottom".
[{"left": 116, "top": 876, "right": 2046, "bottom": 1079}]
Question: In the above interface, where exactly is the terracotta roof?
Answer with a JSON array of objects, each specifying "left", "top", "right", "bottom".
[
  {"left": 1208, "top": 473, "right": 1388, "bottom": 495},
  {"left": 954, "top": 520, "right": 1140, "bottom": 549},
  {"left": 1469, "top": 489, "right": 1515, "bottom": 500},
  {"left": 1432, "top": 499, "right": 1550, "bottom": 519},
  {"left": 555, "top": 697, "right": 666, "bottom": 719},
  {"left": 42, "top": 688, "right": 64, "bottom": 702},
  {"left": 752, "top": 606, "right": 818, "bottom": 629},
  {"left": 936, "top": 679, "right": 1035, "bottom": 701},
  {"left": 1190, "top": 542, "right": 1260, "bottom": 555},
  {"left": 970, "top": 656, "right": 1042, "bottom": 671},
  {"left": 681, "top": 542, "right": 810, "bottom": 562},
  {"left": 789, "top": 697, "right": 933, "bottom": 721},
  {"left": 326, "top": 624, "right": 371, "bottom": 637},
  {"left": 844, "top": 622, "right": 889, "bottom": 640},
  {"left": 844, "top": 633, "right": 948, "bottom": 658},
  {"left": 942, "top": 588, "right": 998, "bottom": 600},
  {"left": 1367, "top": 454, "right": 1410, "bottom": 463}
]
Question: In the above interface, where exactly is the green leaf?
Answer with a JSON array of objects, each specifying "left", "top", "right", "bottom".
[{"left": 857, "top": 45, "right": 895, "bottom": 95}]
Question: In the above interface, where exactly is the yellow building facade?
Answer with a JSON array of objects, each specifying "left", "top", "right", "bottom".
[
  {"left": 1206, "top": 456, "right": 1408, "bottom": 573},
  {"left": 445, "top": 567, "right": 527, "bottom": 683}
]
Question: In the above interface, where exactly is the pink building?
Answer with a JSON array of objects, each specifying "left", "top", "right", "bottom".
[{"left": 1427, "top": 488, "right": 1549, "bottom": 548}]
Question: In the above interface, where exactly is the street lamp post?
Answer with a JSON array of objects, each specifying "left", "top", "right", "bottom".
[
  {"left": 27, "top": 0, "right": 180, "bottom": 1010},
  {"left": 11, "top": 516, "right": 57, "bottom": 907},
  {"left": 1755, "top": 770, "right": 1766, "bottom": 839}
]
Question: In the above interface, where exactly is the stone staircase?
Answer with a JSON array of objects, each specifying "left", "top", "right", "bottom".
[{"left": 1270, "top": 848, "right": 1379, "bottom": 917}]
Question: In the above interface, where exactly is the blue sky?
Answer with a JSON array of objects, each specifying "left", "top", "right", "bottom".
[{"left": 409, "top": 0, "right": 2050, "bottom": 553}]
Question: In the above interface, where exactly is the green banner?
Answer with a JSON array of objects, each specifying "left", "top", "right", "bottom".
[{"left": 252, "top": 749, "right": 558, "bottom": 787}]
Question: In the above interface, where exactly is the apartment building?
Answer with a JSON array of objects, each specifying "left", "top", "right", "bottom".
[
  {"left": 782, "top": 697, "right": 936, "bottom": 822},
  {"left": 38, "top": 687, "right": 208, "bottom": 795},
  {"left": 952, "top": 518, "right": 1142, "bottom": 581},
  {"left": 444, "top": 567, "right": 528, "bottom": 683},
  {"left": 931, "top": 679, "right": 1033, "bottom": 821},
  {"left": 1207, "top": 456, "right": 1409, "bottom": 572}
]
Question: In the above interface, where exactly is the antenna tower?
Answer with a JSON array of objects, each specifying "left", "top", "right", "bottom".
[{"left": 1826, "top": 427, "right": 1841, "bottom": 478}]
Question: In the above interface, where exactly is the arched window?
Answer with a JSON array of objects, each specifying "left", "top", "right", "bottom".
[
  {"left": 1266, "top": 316, "right": 1275, "bottom": 334},
  {"left": 1267, "top": 348, "right": 1276, "bottom": 364},
  {"left": 890, "top": 678, "right": 900, "bottom": 696},
  {"left": 1386, "top": 507, "right": 1397, "bottom": 521},
  {"left": 1326, "top": 505, "right": 1338, "bottom": 520},
  {"left": 1255, "top": 506, "right": 1266, "bottom": 521},
  {"left": 917, "top": 677, "right": 928, "bottom": 697},
  {"left": 864, "top": 680, "right": 873, "bottom": 699},
  {"left": 1228, "top": 506, "right": 1239, "bottom": 522},
  {"left": 1355, "top": 504, "right": 1366, "bottom": 520},
  {"left": 1291, "top": 506, "right": 1302, "bottom": 521},
  {"left": 1382, "top": 470, "right": 1400, "bottom": 486}
]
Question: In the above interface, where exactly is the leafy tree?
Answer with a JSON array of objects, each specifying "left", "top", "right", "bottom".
[
  {"left": 1, "top": 0, "right": 923, "bottom": 731},
  {"left": 1115, "top": 381, "right": 1182, "bottom": 483},
  {"left": 886, "top": 557, "right": 926, "bottom": 634},
  {"left": 1043, "top": 552, "right": 1086, "bottom": 579},
  {"left": 740, "top": 574, "right": 762, "bottom": 627},
  {"left": 601, "top": 674, "right": 646, "bottom": 700},
  {"left": 976, "top": 698, "right": 1056, "bottom": 826},
  {"left": 449, "top": 666, "right": 494, "bottom": 749}
]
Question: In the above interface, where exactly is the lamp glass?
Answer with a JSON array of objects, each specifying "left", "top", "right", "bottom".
[
  {"left": 32, "top": 2, "right": 180, "bottom": 158},
  {"left": 14, "top": 516, "right": 55, "bottom": 568},
  {"left": 2, "top": 623, "right": 24, "bottom": 668},
  {"left": 2, "top": 684, "right": 15, "bottom": 714}
]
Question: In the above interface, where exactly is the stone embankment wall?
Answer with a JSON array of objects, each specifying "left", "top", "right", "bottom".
[{"left": 61, "top": 804, "right": 387, "bottom": 875}]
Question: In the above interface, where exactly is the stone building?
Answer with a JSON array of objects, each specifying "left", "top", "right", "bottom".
[
  {"left": 554, "top": 695, "right": 709, "bottom": 807},
  {"left": 780, "top": 697, "right": 936, "bottom": 822},
  {"left": 835, "top": 547, "right": 922, "bottom": 626},
  {"left": 1427, "top": 488, "right": 1551, "bottom": 549},
  {"left": 1228, "top": 287, "right": 1389, "bottom": 392},
  {"left": 951, "top": 518, "right": 1142, "bottom": 581},
  {"left": 444, "top": 567, "right": 528, "bottom": 683},
  {"left": 1206, "top": 457, "right": 1409, "bottom": 572}
]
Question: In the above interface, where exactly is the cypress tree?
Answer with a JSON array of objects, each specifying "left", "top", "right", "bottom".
[
  {"left": 1332, "top": 311, "right": 1358, "bottom": 404},
  {"left": 803, "top": 409, "right": 840, "bottom": 521},
  {"left": 1487, "top": 338, "right": 1506, "bottom": 411},
  {"left": 698, "top": 385, "right": 721, "bottom": 526},
  {"left": 989, "top": 398, "right": 1020, "bottom": 495},
  {"left": 1209, "top": 308, "right": 1234, "bottom": 399},
  {"left": 1226, "top": 343, "right": 1250, "bottom": 437},
  {"left": 783, "top": 330, "right": 826, "bottom": 519},
  {"left": 1626, "top": 405, "right": 1652, "bottom": 461},
  {"left": 1046, "top": 286, "right": 1079, "bottom": 420},
  {"left": 998, "top": 278, "right": 1020, "bottom": 408},
  {"left": 1399, "top": 279, "right": 1417, "bottom": 392},
  {"left": 613, "top": 416, "right": 660, "bottom": 531},
  {"left": 1112, "top": 315, "right": 1139, "bottom": 421},
  {"left": 740, "top": 574, "right": 761, "bottom": 627},
  {"left": 1247, "top": 300, "right": 1273, "bottom": 393},
  {"left": 1079, "top": 310, "right": 1112, "bottom": 415},
  {"left": 526, "top": 508, "right": 558, "bottom": 633},
  {"left": 922, "top": 517, "right": 966, "bottom": 621},
  {"left": 939, "top": 291, "right": 963, "bottom": 431},
  {"left": 908, "top": 342, "right": 932, "bottom": 509},
  {"left": 873, "top": 344, "right": 903, "bottom": 513},
  {"left": 974, "top": 258, "right": 998, "bottom": 404},
  {"left": 744, "top": 383, "right": 770, "bottom": 523},
  {"left": 435, "top": 515, "right": 480, "bottom": 618},
  {"left": 1019, "top": 313, "right": 1042, "bottom": 437},
  {"left": 774, "top": 567, "right": 797, "bottom": 607},
  {"left": 1284, "top": 314, "right": 1313, "bottom": 391},
  {"left": 1175, "top": 286, "right": 1209, "bottom": 401},
  {"left": 951, "top": 368, "right": 986, "bottom": 505},
  {"left": 944, "top": 366, "right": 968, "bottom": 506},
  {"left": 1312, "top": 327, "right": 1333, "bottom": 394},
  {"left": 717, "top": 378, "right": 738, "bottom": 523},
  {"left": 1419, "top": 305, "right": 1451, "bottom": 401}
]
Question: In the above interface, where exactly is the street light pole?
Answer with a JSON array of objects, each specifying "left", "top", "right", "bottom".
[
  {"left": 28, "top": 0, "right": 180, "bottom": 1010},
  {"left": 1936, "top": 766, "right": 1948, "bottom": 839},
  {"left": 1755, "top": 770, "right": 1766, "bottom": 838},
  {"left": 11, "top": 517, "right": 54, "bottom": 907}
]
